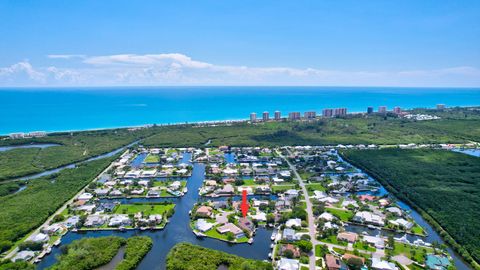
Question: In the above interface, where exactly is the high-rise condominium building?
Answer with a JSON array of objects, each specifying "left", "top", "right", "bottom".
[
  {"left": 322, "top": 108, "right": 333, "bottom": 117},
  {"left": 250, "top": 112, "right": 257, "bottom": 122},
  {"left": 304, "top": 111, "right": 316, "bottom": 119},
  {"left": 274, "top": 111, "right": 281, "bottom": 120},
  {"left": 262, "top": 111, "right": 269, "bottom": 121},
  {"left": 288, "top": 112, "right": 301, "bottom": 120}
]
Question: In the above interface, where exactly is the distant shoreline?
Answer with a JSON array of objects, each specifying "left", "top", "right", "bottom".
[
  {"left": 3, "top": 105, "right": 479, "bottom": 137},
  {"left": 2, "top": 87, "right": 479, "bottom": 135}
]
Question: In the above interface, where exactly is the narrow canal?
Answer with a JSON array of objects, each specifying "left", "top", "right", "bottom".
[
  {"left": 37, "top": 153, "right": 273, "bottom": 270},
  {"left": 36, "top": 149, "right": 472, "bottom": 269}
]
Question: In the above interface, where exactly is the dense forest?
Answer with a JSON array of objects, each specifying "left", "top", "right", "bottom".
[
  {"left": 47, "top": 236, "right": 152, "bottom": 270},
  {"left": 166, "top": 243, "right": 273, "bottom": 270},
  {"left": 1, "top": 107, "right": 479, "bottom": 181},
  {"left": 0, "top": 128, "right": 155, "bottom": 180},
  {"left": 48, "top": 236, "right": 125, "bottom": 270},
  {"left": 0, "top": 155, "right": 116, "bottom": 253},
  {"left": 341, "top": 149, "right": 480, "bottom": 268}
]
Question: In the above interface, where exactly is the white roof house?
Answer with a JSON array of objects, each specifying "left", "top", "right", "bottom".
[
  {"left": 78, "top": 193, "right": 93, "bottom": 201},
  {"left": 30, "top": 233, "right": 49, "bottom": 243},
  {"left": 353, "top": 211, "right": 385, "bottom": 226},
  {"left": 389, "top": 218, "right": 414, "bottom": 229},
  {"left": 195, "top": 219, "right": 214, "bottom": 232},
  {"left": 13, "top": 250, "right": 35, "bottom": 262},
  {"left": 278, "top": 258, "right": 300, "bottom": 270},
  {"left": 251, "top": 212, "right": 267, "bottom": 222},
  {"left": 371, "top": 258, "right": 398, "bottom": 270},
  {"left": 319, "top": 212, "right": 335, "bottom": 221},
  {"left": 285, "top": 218, "right": 302, "bottom": 228},
  {"left": 108, "top": 215, "right": 131, "bottom": 227}
]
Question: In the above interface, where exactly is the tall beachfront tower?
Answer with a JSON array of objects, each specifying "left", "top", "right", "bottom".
[
  {"left": 322, "top": 108, "right": 333, "bottom": 117},
  {"left": 250, "top": 112, "right": 257, "bottom": 122},
  {"left": 262, "top": 111, "right": 269, "bottom": 121},
  {"left": 304, "top": 111, "right": 316, "bottom": 119},
  {"left": 378, "top": 106, "right": 387, "bottom": 114},
  {"left": 288, "top": 112, "right": 301, "bottom": 120},
  {"left": 367, "top": 107, "right": 374, "bottom": 114},
  {"left": 274, "top": 111, "right": 281, "bottom": 120}
]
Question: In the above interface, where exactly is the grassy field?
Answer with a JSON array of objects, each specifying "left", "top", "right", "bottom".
[
  {"left": 305, "top": 183, "right": 325, "bottom": 195},
  {"left": 392, "top": 242, "right": 433, "bottom": 263},
  {"left": 341, "top": 149, "right": 480, "bottom": 268},
  {"left": 143, "top": 154, "right": 160, "bottom": 163},
  {"left": 326, "top": 207, "right": 353, "bottom": 221},
  {"left": 166, "top": 242, "right": 272, "bottom": 270},
  {"left": 272, "top": 184, "right": 296, "bottom": 193},
  {"left": 114, "top": 203, "right": 175, "bottom": 216}
]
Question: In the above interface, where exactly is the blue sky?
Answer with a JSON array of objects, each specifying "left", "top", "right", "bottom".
[{"left": 0, "top": 0, "right": 479, "bottom": 87}]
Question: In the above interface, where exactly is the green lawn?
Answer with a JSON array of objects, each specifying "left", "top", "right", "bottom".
[
  {"left": 272, "top": 184, "right": 295, "bottom": 193},
  {"left": 393, "top": 242, "right": 433, "bottom": 263},
  {"left": 306, "top": 183, "right": 325, "bottom": 195},
  {"left": 144, "top": 154, "right": 160, "bottom": 163},
  {"left": 326, "top": 207, "right": 353, "bottom": 221},
  {"left": 318, "top": 235, "right": 347, "bottom": 246},
  {"left": 353, "top": 241, "right": 376, "bottom": 252},
  {"left": 241, "top": 179, "right": 256, "bottom": 186},
  {"left": 411, "top": 224, "right": 425, "bottom": 235},
  {"left": 114, "top": 203, "right": 175, "bottom": 216}
]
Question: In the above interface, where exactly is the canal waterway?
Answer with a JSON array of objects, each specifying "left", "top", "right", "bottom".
[
  {"left": 36, "top": 149, "right": 472, "bottom": 270},
  {"left": 0, "top": 143, "right": 60, "bottom": 152},
  {"left": 37, "top": 159, "right": 273, "bottom": 270},
  {"left": 9, "top": 141, "right": 139, "bottom": 182}
]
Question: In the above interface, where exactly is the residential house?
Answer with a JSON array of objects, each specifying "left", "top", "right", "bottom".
[
  {"left": 196, "top": 206, "right": 213, "bottom": 218},
  {"left": 217, "top": 223, "right": 244, "bottom": 239},
  {"left": 337, "top": 232, "right": 358, "bottom": 243},
  {"left": 277, "top": 258, "right": 299, "bottom": 270},
  {"left": 325, "top": 254, "right": 341, "bottom": 270},
  {"left": 195, "top": 219, "right": 214, "bottom": 232}
]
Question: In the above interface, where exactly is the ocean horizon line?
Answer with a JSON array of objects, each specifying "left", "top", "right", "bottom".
[
  {"left": 1, "top": 85, "right": 480, "bottom": 91},
  {"left": 4, "top": 104, "right": 479, "bottom": 136}
]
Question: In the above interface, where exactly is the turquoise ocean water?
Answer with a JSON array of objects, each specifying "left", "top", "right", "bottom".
[{"left": 1, "top": 87, "right": 479, "bottom": 134}]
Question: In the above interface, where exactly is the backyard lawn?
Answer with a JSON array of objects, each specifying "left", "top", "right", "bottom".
[
  {"left": 326, "top": 207, "right": 353, "bottom": 221},
  {"left": 114, "top": 203, "right": 175, "bottom": 215},
  {"left": 144, "top": 154, "right": 160, "bottom": 163}
]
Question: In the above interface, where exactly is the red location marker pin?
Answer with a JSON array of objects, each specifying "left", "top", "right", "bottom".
[{"left": 240, "top": 189, "right": 249, "bottom": 218}]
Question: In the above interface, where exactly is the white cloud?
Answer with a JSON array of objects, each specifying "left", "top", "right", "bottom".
[
  {"left": 47, "top": 54, "right": 86, "bottom": 59},
  {"left": 0, "top": 61, "right": 46, "bottom": 84},
  {"left": 0, "top": 53, "right": 479, "bottom": 87}
]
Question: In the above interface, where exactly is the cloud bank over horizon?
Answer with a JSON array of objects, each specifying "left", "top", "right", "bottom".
[{"left": 1, "top": 53, "right": 479, "bottom": 87}]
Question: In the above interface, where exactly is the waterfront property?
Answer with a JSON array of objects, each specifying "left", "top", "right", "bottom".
[{"left": 4, "top": 144, "right": 477, "bottom": 270}]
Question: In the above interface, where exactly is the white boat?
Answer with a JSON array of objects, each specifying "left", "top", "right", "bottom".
[
  {"left": 248, "top": 238, "right": 253, "bottom": 244},
  {"left": 270, "top": 243, "right": 274, "bottom": 249},
  {"left": 268, "top": 252, "right": 272, "bottom": 258}
]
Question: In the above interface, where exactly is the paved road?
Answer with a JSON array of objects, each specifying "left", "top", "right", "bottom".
[{"left": 278, "top": 148, "right": 319, "bottom": 270}]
